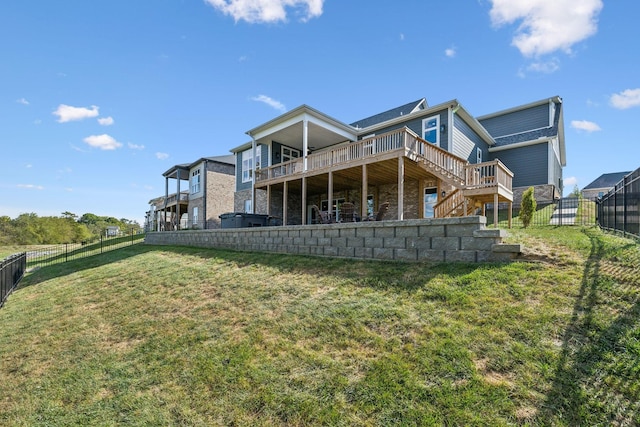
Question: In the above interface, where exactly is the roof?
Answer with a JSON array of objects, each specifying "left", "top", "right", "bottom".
[
  {"left": 582, "top": 171, "right": 631, "bottom": 190},
  {"left": 350, "top": 99, "right": 427, "bottom": 129},
  {"left": 193, "top": 154, "right": 235, "bottom": 167}
]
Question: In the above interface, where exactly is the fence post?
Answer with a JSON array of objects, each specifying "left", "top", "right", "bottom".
[
  {"left": 65, "top": 243, "right": 68, "bottom": 263},
  {"left": 623, "top": 175, "right": 627, "bottom": 238},
  {"left": 101, "top": 236, "right": 103, "bottom": 254}
]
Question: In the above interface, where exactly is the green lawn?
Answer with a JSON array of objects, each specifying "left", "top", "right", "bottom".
[{"left": 1, "top": 227, "right": 638, "bottom": 426}]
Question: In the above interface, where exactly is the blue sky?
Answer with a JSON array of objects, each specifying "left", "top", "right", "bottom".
[{"left": 1, "top": 0, "right": 638, "bottom": 225}]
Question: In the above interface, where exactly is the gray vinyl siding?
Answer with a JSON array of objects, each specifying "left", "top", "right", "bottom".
[
  {"left": 489, "top": 142, "right": 549, "bottom": 188},
  {"left": 452, "top": 115, "right": 487, "bottom": 163},
  {"left": 235, "top": 145, "right": 266, "bottom": 192},
  {"left": 480, "top": 103, "right": 550, "bottom": 138},
  {"left": 361, "top": 109, "right": 449, "bottom": 151}
]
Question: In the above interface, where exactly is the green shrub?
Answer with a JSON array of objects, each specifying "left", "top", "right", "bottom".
[{"left": 520, "top": 186, "right": 537, "bottom": 228}]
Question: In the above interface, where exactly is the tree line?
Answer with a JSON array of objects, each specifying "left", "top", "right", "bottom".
[{"left": 0, "top": 212, "right": 142, "bottom": 245}]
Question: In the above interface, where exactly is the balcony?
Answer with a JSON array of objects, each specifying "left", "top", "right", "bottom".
[{"left": 255, "top": 128, "right": 512, "bottom": 204}]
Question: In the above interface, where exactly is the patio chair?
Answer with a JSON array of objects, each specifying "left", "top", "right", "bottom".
[
  {"left": 311, "top": 205, "right": 332, "bottom": 224},
  {"left": 376, "top": 201, "right": 390, "bottom": 221},
  {"left": 340, "top": 202, "right": 356, "bottom": 222}
]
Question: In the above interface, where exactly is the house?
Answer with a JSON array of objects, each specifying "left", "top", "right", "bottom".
[
  {"left": 105, "top": 226, "right": 120, "bottom": 237},
  {"left": 581, "top": 171, "right": 631, "bottom": 200},
  {"left": 478, "top": 96, "right": 565, "bottom": 201},
  {"left": 229, "top": 96, "right": 565, "bottom": 226},
  {"left": 147, "top": 155, "right": 235, "bottom": 231}
]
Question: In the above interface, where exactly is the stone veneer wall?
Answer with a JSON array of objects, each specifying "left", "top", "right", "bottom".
[{"left": 144, "top": 216, "right": 521, "bottom": 263}]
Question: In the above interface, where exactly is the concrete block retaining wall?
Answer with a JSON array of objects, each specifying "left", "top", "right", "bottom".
[{"left": 144, "top": 216, "right": 521, "bottom": 263}]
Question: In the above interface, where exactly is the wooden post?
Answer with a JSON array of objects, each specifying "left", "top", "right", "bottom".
[
  {"left": 328, "top": 170, "right": 333, "bottom": 222},
  {"left": 301, "top": 176, "right": 307, "bottom": 225},
  {"left": 283, "top": 181, "right": 288, "bottom": 226},
  {"left": 362, "top": 164, "right": 368, "bottom": 219}
]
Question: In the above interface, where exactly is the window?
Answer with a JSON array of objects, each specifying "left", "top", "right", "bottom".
[
  {"left": 281, "top": 146, "right": 300, "bottom": 163},
  {"left": 476, "top": 147, "right": 482, "bottom": 164},
  {"left": 422, "top": 116, "right": 440, "bottom": 146},
  {"left": 192, "top": 207, "right": 198, "bottom": 227},
  {"left": 244, "top": 199, "right": 252, "bottom": 213},
  {"left": 190, "top": 169, "right": 201, "bottom": 194},
  {"left": 242, "top": 149, "right": 253, "bottom": 183},
  {"left": 424, "top": 187, "right": 438, "bottom": 218}
]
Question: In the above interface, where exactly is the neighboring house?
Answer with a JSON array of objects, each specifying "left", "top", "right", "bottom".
[
  {"left": 229, "top": 96, "right": 564, "bottom": 225},
  {"left": 581, "top": 171, "right": 631, "bottom": 200},
  {"left": 105, "top": 226, "right": 120, "bottom": 237},
  {"left": 147, "top": 155, "right": 235, "bottom": 231}
]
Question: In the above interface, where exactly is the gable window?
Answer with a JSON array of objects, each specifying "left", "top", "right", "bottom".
[
  {"left": 422, "top": 116, "right": 440, "bottom": 146},
  {"left": 242, "top": 149, "right": 253, "bottom": 183},
  {"left": 190, "top": 169, "right": 201, "bottom": 194},
  {"left": 476, "top": 147, "right": 483, "bottom": 164}
]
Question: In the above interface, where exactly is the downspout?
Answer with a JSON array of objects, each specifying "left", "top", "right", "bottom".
[
  {"left": 251, "top": 137, "right": 256, "bottom": 213},
  {"left": 202, "top": 160, "right": 207, "bottom": 229}
]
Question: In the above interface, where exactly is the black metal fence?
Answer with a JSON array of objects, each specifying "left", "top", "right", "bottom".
[
  {"left": 597, "top": 168, "right": 640, "bottom": 239},
  {"left": 24, "top": 231, "right": 145, "bottom": 270},
  {"left": 1, "top": 252, "right": 26, "bottom": 308},
  {"left": 487, "top": 197, "right": 599, "bottom": 228}
]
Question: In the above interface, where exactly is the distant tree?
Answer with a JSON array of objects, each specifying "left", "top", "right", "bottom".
[
  {"left": 61, "top": 211, "right": 77, "bottom": 221},
  {"left": 570, "top": 185, "right": 582, "bottom": 199},
  {"left": 520, "top": 187, "right": 537, "bottom": 228}
]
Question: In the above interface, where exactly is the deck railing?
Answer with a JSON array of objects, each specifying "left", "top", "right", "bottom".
[
  {"left": 464, "top": 160, "right": 513, "bottom": 191},
  {"left": 165, "top": 192, "right": 189, "bottom": 205},
  {"left": 256, "top": 128, "right": 463, "bottom": 182}
]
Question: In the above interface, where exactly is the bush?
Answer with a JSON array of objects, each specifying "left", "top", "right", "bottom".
[{"left": 520, "top": 186, "right": 537, "bottom": 228}]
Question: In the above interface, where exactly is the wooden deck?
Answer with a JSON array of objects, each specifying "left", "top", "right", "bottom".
[{"left": 254, "top": 128, "right": 513, "bottom": 222}]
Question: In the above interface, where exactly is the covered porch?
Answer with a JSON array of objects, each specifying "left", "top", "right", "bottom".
[{"left": 250, "top": 124, "right": 514, "bottom": 227}]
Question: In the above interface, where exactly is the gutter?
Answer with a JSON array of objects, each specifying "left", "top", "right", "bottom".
[{"left": 488, "top": 137, "right": 553, "bottom": 152}]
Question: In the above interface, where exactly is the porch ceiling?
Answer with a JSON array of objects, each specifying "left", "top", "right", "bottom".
[{"left": 255, "top": 121, "right": 353, "bottom": 152}]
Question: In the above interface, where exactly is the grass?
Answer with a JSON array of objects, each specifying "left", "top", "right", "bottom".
[{"left": 1, "top": 226, "right": 639, "bottom": 425}]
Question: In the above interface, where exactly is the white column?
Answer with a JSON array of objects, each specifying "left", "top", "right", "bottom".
[{"left": 398, "top": 157, "right": 404, "bottom": 220}]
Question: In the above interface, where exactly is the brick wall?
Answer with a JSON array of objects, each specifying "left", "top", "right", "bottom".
[{"left": 145, "top": 216, "right": 521, "bottom": 263}]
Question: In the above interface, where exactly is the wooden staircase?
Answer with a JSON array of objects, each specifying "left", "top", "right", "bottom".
[{"left": 405, "top": 131, "right": 514, "bottom": 219}]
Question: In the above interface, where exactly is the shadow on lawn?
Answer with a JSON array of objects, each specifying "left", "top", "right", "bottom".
[{"left": 542, "top": 229, "right": 640, "bottom": 425}]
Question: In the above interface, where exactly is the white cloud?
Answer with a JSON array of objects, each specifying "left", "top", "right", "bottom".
[
  {"left": 610, "top": 88, "right": 640, "bottom": 110},
  {"left": 128, "top": 142, "right": 145, "bottom": 150},
  {"left": 156, "top": 152, "right": 169, "bottom": 160},
  {"left": 83, "top": 134, "right": 123, "bottom": 150},
  {"left": 205, "top": 0, "right": 323, "bottom": 23},
  {"left": 17, "top": 184, "right": 44, "bottom": 190},
  {"left": 98, "top": 116, "right": 114, "bottom": 126},
  {"left": 526, "top": 58, "right": 560, "bottom": 74},
  {"left": 564, "top": 176, "right": 578, "bottom": 188},
  {"left": 489, "top": 0, "right": 603, "bottom": 57},
  {"left": 445, "top": 47, "right": 456, "bottom": 58},
  {"left": 17, "top": 98, "right": 30, "bottom": 105},
  {"left": 251, "top": 94, "right": 286, "bottom": 112},
  {"left": 571, "top": 120, "right": 601, "bottom": 132},
  {"left": 53, "top": 104, "right": 100, "bottom": 123}
]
